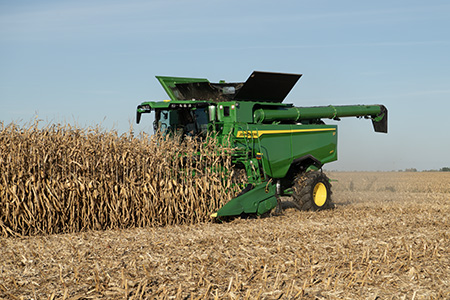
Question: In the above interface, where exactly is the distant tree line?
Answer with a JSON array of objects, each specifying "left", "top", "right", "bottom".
[{"left": 400, "top": 167, "right": 450, "bottom": 172}]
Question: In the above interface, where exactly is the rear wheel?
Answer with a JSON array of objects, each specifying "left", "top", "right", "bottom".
[{"left": 292, "top": 171, "right": 334, "bottom": 211}]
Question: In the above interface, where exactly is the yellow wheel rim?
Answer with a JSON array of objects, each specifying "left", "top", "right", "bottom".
[{"left": 313, "top": 182, "right": 327, "bottom": 207}]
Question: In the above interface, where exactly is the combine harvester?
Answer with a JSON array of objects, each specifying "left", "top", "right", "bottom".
[{"left": 136, "top": 71, "right": 388, "bottom": 218}]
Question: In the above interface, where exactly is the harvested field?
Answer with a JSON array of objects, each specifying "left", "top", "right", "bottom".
[{"left": 1, "top": 172, "right": 449, "bottom": 299}]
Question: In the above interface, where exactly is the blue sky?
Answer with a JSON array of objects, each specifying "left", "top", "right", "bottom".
[{"left": 1, "top": 0, "right": 449, "bottom": 171}]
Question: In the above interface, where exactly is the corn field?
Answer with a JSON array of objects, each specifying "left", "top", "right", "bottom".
[{"left": 0, "top": 121, "right": 244, "bottom": 237}]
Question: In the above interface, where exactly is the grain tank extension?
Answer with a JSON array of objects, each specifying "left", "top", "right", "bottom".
[{"left": 136, "top": 71, "right": 388, "bottom": 218}]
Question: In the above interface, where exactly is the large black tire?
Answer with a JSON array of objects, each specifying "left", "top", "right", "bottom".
[{"left": 292, "top": 171, "right": 334, "bottom": 211}]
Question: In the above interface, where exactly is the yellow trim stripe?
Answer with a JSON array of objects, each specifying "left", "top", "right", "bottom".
[{"left": 236, "top": 128, "right": 336, "bottom": 138}]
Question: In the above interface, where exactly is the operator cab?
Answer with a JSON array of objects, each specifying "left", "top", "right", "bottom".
[{"left": 154, "top": 107, "right": 209, "bottom": 138}]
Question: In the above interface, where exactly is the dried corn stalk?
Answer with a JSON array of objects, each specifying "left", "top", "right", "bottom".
[{"left": 0, "top": 121, "right": 245, "bottom": 236}]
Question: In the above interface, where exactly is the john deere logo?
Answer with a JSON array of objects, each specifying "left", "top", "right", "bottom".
[{"left": 236, "top": 128, "right": 336, "bottom": 139}]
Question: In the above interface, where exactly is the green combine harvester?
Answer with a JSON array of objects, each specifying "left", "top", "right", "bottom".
[{"left": 136, "top": 71, "right": 388, "bottom": 218}]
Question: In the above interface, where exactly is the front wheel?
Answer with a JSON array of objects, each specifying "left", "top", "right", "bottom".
[{"left": 292, "top": 171, "right": 334, "bottom": 211}]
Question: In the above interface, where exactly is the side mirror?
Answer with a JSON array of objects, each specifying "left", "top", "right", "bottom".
[
  {"left": 136, "top": 104, "right": 152, "bottom": 124},
  {"left": 136, "top": 111, "right": 141, "bottom": 124}
]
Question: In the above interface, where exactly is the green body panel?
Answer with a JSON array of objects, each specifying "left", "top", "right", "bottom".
[
  {"left": 230, "top": 123, "right": 337, "bottom": 179},
  {"left": 136, "top": 72, "right": 388, "bottom": 217},
  {"left": 215, "top": 181, "right": 277, "bottom": 217},
  {"left": 156, "top": 76, "right": 209, "bottom": 101}
]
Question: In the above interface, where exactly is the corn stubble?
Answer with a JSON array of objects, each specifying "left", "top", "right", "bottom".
[
  {"left": 1, "top": 176, "right": 449, "bottom": 299},
  {"left": 0, "top": 121, "right": 243, "bottom": 237}
]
